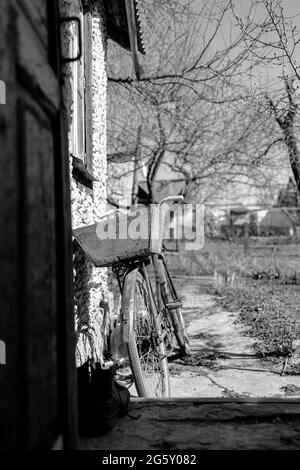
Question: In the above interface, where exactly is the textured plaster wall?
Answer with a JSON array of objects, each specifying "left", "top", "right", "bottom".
[{"left": 61, "top": 0, "right": 112, "bottom": 367}]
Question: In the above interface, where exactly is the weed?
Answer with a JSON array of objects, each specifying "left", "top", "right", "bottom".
[
  {"left": 169, "top": 364, "right": 182, "bottom": 376},
  {"left": 280, "top": 384, "right": 300, "bottom": 396},
  {"left": 213, "top": 270, "right": 237, "bottom": 293},
  {"left": 215, "top": 280, "right": 300, "bottom": 362}
]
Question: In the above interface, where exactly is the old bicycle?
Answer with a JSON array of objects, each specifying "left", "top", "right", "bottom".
[{"left": 73, "top": 196, "right": 190, "bottom": 398}]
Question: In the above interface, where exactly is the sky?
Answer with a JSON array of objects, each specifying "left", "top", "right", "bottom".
[{"left": 186, "top": 0, "right": 300, "bottom": 89}]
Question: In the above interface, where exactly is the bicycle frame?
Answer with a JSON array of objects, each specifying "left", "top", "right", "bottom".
[{"left": 110, "top": 250, "right": 177, "bottom": 361}]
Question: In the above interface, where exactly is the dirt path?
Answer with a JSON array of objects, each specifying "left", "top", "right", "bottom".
[{"left": 170, "top": 275, "right": 300, "bottom": 398}]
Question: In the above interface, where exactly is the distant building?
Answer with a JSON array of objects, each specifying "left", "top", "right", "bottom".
[
  {"left": 259, "top": 208, "right": 297, "bottom": 237},
  {"left": 136, "top": 180, "right": 185, "bottom": 204},
  {"left": 220, "top": 205, "right": 249, "bottom": 238},
  {"left": 277, "top": 177, "right": 300, "bottom": 208}
]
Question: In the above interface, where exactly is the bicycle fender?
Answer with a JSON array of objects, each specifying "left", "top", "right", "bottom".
[{"left": 121, "top": 270, "right": 137, "bottom": 343}]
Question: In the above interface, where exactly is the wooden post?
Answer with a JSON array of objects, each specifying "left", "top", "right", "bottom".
[
  {"left": 244, "top": 218, "right": 250, "bottom": 255},
  {"left": 131, "top": 125, "right": 141, "bottom": 205}
]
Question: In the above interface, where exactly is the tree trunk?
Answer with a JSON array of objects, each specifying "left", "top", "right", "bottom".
[{"left": 283, "top": 130, "right": 300, "bottom": 193}]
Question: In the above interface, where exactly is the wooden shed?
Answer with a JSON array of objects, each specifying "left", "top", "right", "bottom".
[
  {"left": 0, "top": 0, "right": 76, "bottom": 449},
  {"left": 260, "top": 208, "right": 296, "bottom": 236}
]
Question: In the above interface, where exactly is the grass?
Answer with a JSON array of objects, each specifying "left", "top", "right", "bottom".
[
  {"left": 167, "top": 238, "right": 300, "bottom": 279},
  {"left": 215, "top": 279, "right": 300, "bottom": 365}
]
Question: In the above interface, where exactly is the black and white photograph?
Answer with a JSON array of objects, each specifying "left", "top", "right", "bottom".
[{"left": 1, "top": 0, "right": 300, "bottom": 454}]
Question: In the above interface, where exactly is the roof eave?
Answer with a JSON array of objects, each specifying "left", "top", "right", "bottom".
[{"left": 125, "top": 0, "right": 142, "bottom": 79}]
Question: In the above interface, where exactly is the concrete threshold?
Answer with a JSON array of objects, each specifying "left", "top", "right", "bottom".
[
  {"left": 81, "top": 398, "right": 300, "bottom": 450},
  {"left": 131, "top": 396, "right": 300, "bottom": 404}
]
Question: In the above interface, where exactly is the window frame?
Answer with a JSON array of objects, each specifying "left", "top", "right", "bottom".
[{"left": 69, "top": 7, "right": 94, "bottom": 185}]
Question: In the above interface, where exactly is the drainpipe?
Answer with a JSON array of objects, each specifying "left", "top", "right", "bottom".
[{"left": 125, "top": 0, "right": 141, "bottom": 79}]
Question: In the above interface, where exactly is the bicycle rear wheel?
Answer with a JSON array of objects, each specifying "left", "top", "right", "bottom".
[
  {"left": 122, "top": 267, "right": 170, "bottom": 398},
  {"left": 154, "top": 255, "right": 191, "bottom": 357}
]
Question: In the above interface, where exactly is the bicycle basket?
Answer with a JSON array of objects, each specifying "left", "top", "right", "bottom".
[{"left": 73, "top": 206, "right": 163, "bottom": 267}]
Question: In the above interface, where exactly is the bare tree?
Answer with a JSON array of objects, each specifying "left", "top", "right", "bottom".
[
  {"left": 106, "top": 0, "right": 279, "bottom": 206},
  {"left": 231, "top": 0, "right": 300, "bottom": 192},
  {"left": 108, "top": 78, "right": 281, "bottom": 205}
]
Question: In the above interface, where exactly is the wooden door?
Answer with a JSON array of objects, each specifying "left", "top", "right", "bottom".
[{"left": 0, "top": 0, "right": 77, "bottom": 449}]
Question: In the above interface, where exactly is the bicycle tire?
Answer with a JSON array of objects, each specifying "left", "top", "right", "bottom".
[
  {"left": 154, "top": 256, "right": 191, "bottom": 357},
  {"left": 122, "top": 267, "right": 170, "bottom": 398}
]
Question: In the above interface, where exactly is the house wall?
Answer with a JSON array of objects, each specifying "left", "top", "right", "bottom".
[{"left": 61, "top": 0, "right": 112, "bottom": 368}]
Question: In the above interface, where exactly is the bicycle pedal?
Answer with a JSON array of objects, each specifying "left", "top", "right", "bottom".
[{"left": 165, "top": 300, "right": 182, "bottom": 310}]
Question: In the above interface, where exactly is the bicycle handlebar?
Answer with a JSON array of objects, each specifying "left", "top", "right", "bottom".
[{"left": 158, "top": 195, "right": 184, "bottom": 208}]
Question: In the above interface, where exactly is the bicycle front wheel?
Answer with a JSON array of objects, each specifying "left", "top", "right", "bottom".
[{"left": 122, "top": 267, "right": 170, "bottom": 398}]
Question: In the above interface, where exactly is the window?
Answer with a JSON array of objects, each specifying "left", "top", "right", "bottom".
[
  {"left": 67, "top": 8, "right": 95, "bottom": 188},
  {"left": 69, "top": 11, "right": 86, "bottom": 161}
]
